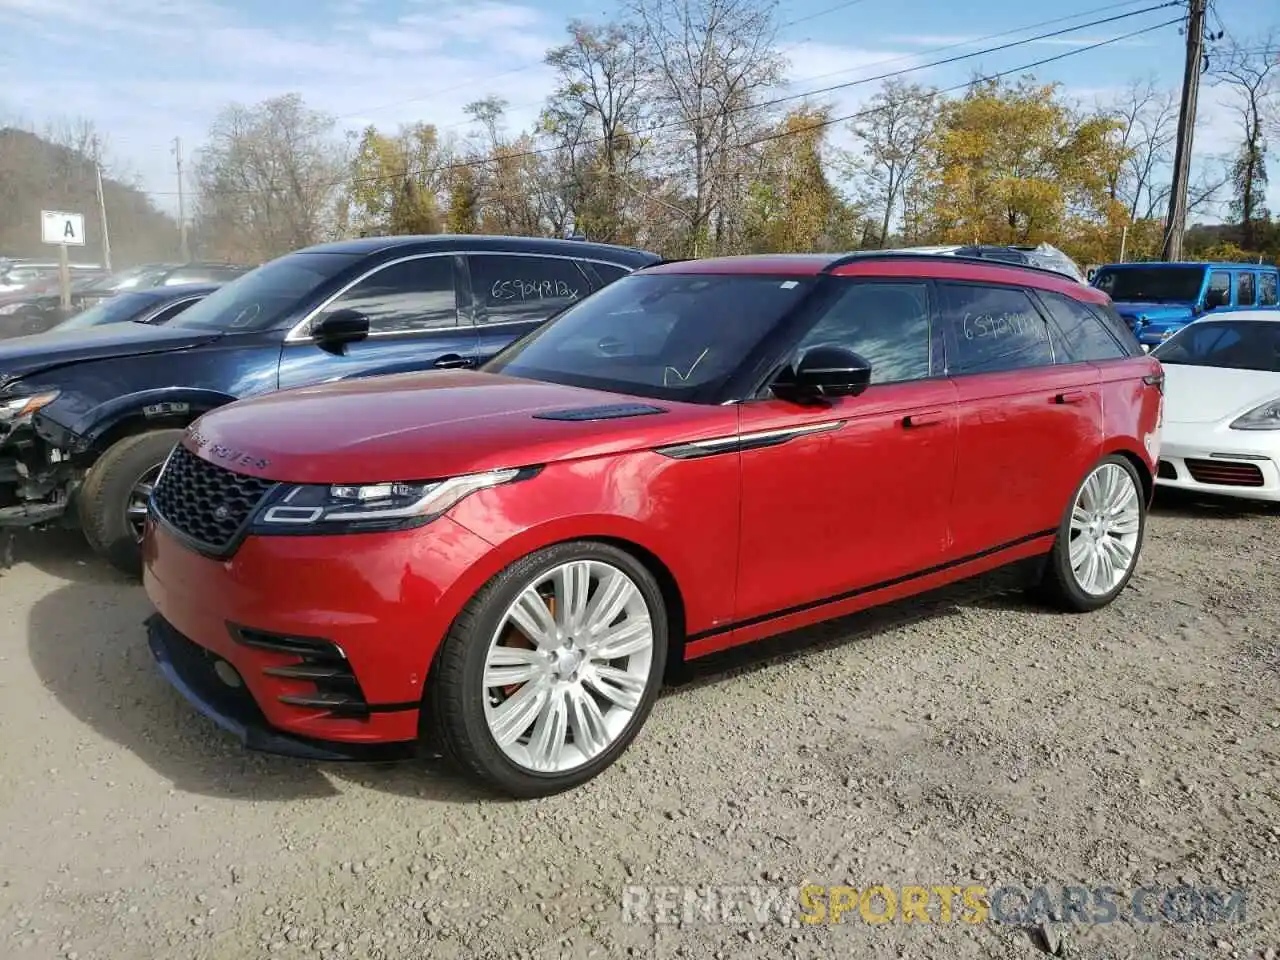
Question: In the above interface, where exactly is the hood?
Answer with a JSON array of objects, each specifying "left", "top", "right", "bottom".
[
  {"left": 184, "top": 370, "right": 733, "bottom": 484},
  {"left": 1112, "top": 302, "right": 1194, "bottom": 325},
  {"left": 0, "top": 322, "right": 221, "bottom": 388},
  {"left": 1161, "top": 363, "right": 1280, "bottom": 423}
]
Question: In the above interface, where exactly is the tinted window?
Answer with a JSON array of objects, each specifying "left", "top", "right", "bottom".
[
  {"left": 147, "top": 297, "right": 204, "bottom": 325},
  {"left": 1092, "top": 265, "right": 1204, "bottom": 303},
  {"left": 1261, "top": 272, "right": 1279, "bottom": 307},
  {"left": 485, "top": 273, "right": 815, "bottom": 402},
  {"left": 1038, "top": 291, "right": 1125, "bottom": 362},
  {"left": 1153, "top": 320, "right": 1280, "bottom": 372},
  {"left": 52, "top": 291, "right": 162, "bottom": 330},
  {"left": 469, "top": 254, "right": 590, "bottom": 324},
  {"left": 314, "top": 256, "right": 457, "bottom": 334},
  {"left": 940, "top": 283, "right": 1053, "bottom": 374},
  {"left": 589, "top": 262, "right": 630, "bottom": 286},
  {"left": 168, "top": 252, "right": 364, "bottom": 331},
  {"left": 1206, "top": 271, "right": 1231, "bottom": 308},
  {"left": 797, "top": 281, "right": 932, "bottom": 384},
  {"left": 1236, "top": 272, "right": 1257, "bottom": 306}
]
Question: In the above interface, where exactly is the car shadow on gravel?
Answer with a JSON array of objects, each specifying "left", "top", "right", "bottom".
[
  {"left": 21, "top": 541, "right": 490, "bottom": 805},
  {"left": 0, "top": 527, "right": 106, "bottom": 582}
]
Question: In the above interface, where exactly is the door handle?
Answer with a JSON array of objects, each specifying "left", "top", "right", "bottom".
[
  {"left": 902, "top": 410, "right": 944, "bottom": 428},
  {"left": 433, "top": 354, "right": 474, "bottom": 369},
  {"left": 1054, "top": 391, "right": 1087, "bottom": 404}
]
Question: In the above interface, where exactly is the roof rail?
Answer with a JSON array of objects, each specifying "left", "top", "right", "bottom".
[{"left": 820, "top": 249, "right": 1079, "bottom": 282}]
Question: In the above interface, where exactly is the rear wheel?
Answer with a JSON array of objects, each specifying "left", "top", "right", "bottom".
[
  {"left": 78, "top": 429, "right": 184, "bottom": 578},
  {"left": 427, "top": 541, "right": 668, "bottom": 797},
  {"left": 1039, "top": 455, "right": 1145, "bottom": 612}
]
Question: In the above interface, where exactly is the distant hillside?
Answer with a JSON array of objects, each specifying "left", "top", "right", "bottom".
[{"left": 0, "top": 127, "right": 180, "bottom": 267}]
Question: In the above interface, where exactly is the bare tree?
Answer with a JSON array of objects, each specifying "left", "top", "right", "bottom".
[
  {"left": 1211, "top": 35, "right": 1277, "bottom": 249},
  {"left": 1102, "top": 79, "right": 1179, "bottom": 221},
  {"left": 191, "top": 93, "right": 346, "bottom": 261},
  {"left": 846, "top": 79, "right": 936, "bottom": 247},
  {"left": 627, "top": 0, "right": 785, "bottom": 256},
  {"left": 543, "top": 20, "right": 647, "bottom": 242}
]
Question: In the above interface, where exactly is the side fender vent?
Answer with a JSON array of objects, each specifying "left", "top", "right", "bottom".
[{"left": 533, "top": 404, "right": 668, "bottom": 422}]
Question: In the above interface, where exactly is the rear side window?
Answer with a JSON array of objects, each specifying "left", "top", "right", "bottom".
[
  {"left": 1262, "top": 272, "right": 1279, "bottom": 306},
  {"left": 1038, "top": 291, "right": 1126, "bottom": 362},
  {"left": 939, "top": 283, "right": 1053, "bottom": 374},
  {"left": 797, "top": 280, "right": 933, "bottom": 384},
  {"left": 1237, "top": 272, "right": 1257, "bottom": 306},
  {"left": 469, "top": 254, "right": 592, "bottom": 325},
  {"left": 589, "top": 262, "right": 630, "bottom": 287}
]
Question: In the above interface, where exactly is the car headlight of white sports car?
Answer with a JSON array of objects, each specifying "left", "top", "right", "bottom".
[{"left": 1230, "top": 398, "right": 1280, "bottom": 431}]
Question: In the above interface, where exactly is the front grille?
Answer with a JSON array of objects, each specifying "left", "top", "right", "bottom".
[
  {"left": 151, "top": 444, "right": 275, "bottom": 552},
  {"left": 1157, "top": 459, "right": 1178, "bottom": 480},
  {"left": 233, "top": 627, "right": 370, "bottom": 717},
  {"left": 1184, "top": 458, "right": 1265, "bottom": 487}
]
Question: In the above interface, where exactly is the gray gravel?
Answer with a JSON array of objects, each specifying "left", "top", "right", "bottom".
[{"left": 1, "top": 493, "right": 1278, "bottom": 959}]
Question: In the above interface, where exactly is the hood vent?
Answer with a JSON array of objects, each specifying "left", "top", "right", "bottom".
[{"left": 533, "top": 403, "right": 668, "bottom": 422}]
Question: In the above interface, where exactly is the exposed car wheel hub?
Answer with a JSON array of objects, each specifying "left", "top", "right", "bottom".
[
  {"left": 127, "top": 465, "right": 162, "bottom": 543},
  {"left": 483, "top": 559, "right": 654, "bottom": 774},
  {"left": 1068, "top": 463, "right": 1142, "bottom": 597}
]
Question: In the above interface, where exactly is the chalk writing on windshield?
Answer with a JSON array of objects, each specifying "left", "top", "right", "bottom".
[
  {"left": 961, "top": 309, "right": 1044, "bottom": 341},
  {"left": 491, "top": 279, "right": 580, "bottom": 302}
]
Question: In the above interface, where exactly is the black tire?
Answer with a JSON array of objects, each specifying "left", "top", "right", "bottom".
[
  {"left": 78, "top": 429, "right": 185, "bottom": 578},
  {"left": 426, "top": 540, "right": 669, "bottom": 798},
  {"left": 1038, "top": 454, "right": 1146, "bottom": 613}
]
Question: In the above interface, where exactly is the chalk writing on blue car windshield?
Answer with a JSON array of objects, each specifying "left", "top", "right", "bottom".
[
  {"left": 961, "top": 310, "right": 1045, "bottom": 341},
  {"left": 491, "top": 279, "right": 580, "bottom": 302}
]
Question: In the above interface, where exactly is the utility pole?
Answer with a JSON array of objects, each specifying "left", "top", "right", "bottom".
[
  {"left": 172, "top": 136, "right": 190, "bottom": 262},
  {"left": 1161, "top": 0, "right": 1207, "bottom": 262},
  {"left": 92, "top": 135, "right": 112, "bottom": 272}
]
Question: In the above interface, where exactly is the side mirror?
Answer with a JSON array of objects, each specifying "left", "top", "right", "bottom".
[
  {"left": 313, "top": 309, "right": 369, "bottom": 352},
  {"left": 774, "top": 345, "right": 872, "bottom": 402}
]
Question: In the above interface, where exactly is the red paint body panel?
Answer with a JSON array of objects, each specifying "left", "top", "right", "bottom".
[
  {"left": 142, "top": 253, "right": 1164, "bottom": 750},
  {"left": 734, "top": 382, "right": 958, "bottom": 619}
]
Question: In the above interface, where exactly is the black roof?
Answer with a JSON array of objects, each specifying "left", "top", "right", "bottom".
[{"left": 299, "top": 234, "right": 661, "bottom": 268}]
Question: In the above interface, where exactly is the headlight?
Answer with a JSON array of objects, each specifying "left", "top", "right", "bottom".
[
  {"left": 0, "top": 390, "right": 59, "bottom": 423},
  {"left": 1230, "top": 398, "right": 1280, "bottom": 431},
  {"left": 0, "top": 303, "right": 23, "bottom": 316},
  {"left": 251, "top": 467, "right": 527, "bottom": 533}
]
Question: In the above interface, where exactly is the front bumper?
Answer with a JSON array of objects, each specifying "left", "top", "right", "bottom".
[
  {"left": 0, "top": 420, "right": 74, "bottom": 526},
  {"left": 1155, "top": 424, "right": 1280, "bottom": 502},
  {"left": 141, "top": 514, "right": 498, "bottom": 750}
]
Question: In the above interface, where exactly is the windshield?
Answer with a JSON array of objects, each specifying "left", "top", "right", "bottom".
[
  {"left": 1093, "top": 265, "right": 1204, "bottom": 303},
  {"left": 1152, "top": 320, "right": 1280, "bottom": 371},
  {"left": 166, "top": 252, "right": 362, "bottom": 332},
  {"left": 483, "top": 273, "right": 816, "bottom": 402},
  {"left": 52, "top": 291, "right": 161, "bottom": 331}
]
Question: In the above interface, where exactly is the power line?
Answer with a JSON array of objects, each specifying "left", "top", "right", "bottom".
[
  {"left": 167, "top": 3, "right": 1181, "bottom": 200},
  {"left": 415, "top": 0, "right": 1173, "bottom": 142},
  {"left": 743, "top": 16, "right": 1184, "bottom": 145}
]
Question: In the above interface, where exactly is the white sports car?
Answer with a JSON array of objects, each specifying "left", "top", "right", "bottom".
[{"left": 1151, "top": 310, "right": 1280, "bottom": 501}]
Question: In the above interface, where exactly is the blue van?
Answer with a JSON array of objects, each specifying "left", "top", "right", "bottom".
[{"left": 1091, "top": 261, "right": 1280, "bottom": 349}]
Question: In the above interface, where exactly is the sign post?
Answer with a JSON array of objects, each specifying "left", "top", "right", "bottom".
[{"left": 41, "top": 210, "right": 86, "bottom": 311}]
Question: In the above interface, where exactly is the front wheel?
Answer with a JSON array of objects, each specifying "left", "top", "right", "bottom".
[
  {"left": 426, "top": 541, "right": 669, "bottom": 798},
  {"left": 78, "top": 429, "right": 185, "bottom": 578},
  {"left": 1039, "top": 454, "right": 1146, "bottom": 612}
]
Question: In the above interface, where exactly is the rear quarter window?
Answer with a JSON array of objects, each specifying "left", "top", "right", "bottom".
[
  {"left": 1037, "top": 291, "right": 1128, "bottom": 362},
  {"left": 1260, "top": 272, "right": 1278, "bottom": 307}
]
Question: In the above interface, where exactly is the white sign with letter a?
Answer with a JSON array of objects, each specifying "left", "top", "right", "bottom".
[{"left": 41, "top": 210, "right": 86, "bottom": 246}]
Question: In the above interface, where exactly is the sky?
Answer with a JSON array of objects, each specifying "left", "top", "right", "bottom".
[{"left": 0, "top": 0, "right": 1276, "bottom": 225}]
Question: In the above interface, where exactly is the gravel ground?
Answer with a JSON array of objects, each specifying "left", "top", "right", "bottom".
[{"left": 1, "top": 493, "right": 1277, "bottom": 960}]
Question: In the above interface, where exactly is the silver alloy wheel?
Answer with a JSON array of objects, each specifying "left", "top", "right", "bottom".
[
  {"left": 126, "top": 465, "right": 162, "bottom": 543},
  {"left": 482, "top": 559, "right": 655, "bottom": 774},
  {"left": 1068, "top": 462, "right": 1142, "bottom": 597}
]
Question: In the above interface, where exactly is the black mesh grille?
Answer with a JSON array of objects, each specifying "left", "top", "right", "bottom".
[{"left": 151, "top": 444, "right": 275, "bottom": 552}]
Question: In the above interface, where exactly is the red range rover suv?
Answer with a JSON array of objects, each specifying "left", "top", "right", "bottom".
[{"left": 141, "top": 252, "right": 1164, "bottom": 797}]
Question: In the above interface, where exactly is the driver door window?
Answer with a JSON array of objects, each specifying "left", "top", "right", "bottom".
[
  {"left": 793, "top": 280, "right": 936, "bottom": 385},
  {"left": 314, "top": 256, "right": 458, "bottom": 334},
  {"left": 1205, "top": 271, "right": 1231, "bottom": 309},
  {"left": 1236, "top": 272, "right": 1257, "bottom": 307}
]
